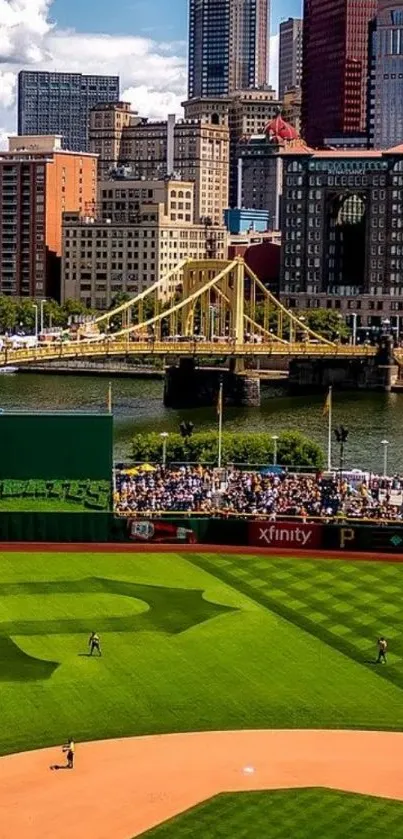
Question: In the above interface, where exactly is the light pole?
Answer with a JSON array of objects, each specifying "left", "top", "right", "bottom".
[
  {"left": 160, "top": 432, "right": 169, "bottom": 468},
  {"left": 32, "top": 303, "right": 38, "bottom": 339},
  {"left": 381, "top": 439, "right": 389, "bottom": 478},
  {"left": 40, "top": 299, "right": 46, "bottom": 335},
  {"left": 351, "top": 312, "right": 358, "bottom": 346},
  {"left": 334, "top": 426, "right": 349, "bottom": 485},
  {"left": 272, "top": 435, "right": 279, "bottom": 467}
]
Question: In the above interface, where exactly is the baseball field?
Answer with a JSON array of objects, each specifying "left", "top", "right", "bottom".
[{"left": 2, "top": 547, "right": 403, "bottom": 838}]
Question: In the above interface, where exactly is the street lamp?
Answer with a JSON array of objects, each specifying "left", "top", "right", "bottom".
[
  {"left": 381, "top": 439, "right": 389, "bottom": 478},
  {"left": 40, "top": 299, "right": 47, "bottom": 335},
  {"left": 160, "top": 432, "right": 169, "bottom": 468},
  {"left": 334, "top": 426, "right": 349, "bottom": 483},
  {"left": 351, "top": 312, "right": 358, "bottom": 346},
  {"left": 272, "top": 434, "right": 279, "bottom": 467}
]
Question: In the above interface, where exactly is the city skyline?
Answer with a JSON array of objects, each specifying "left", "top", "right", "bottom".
[{"left": 0, "top": 0, "right": 300, "bottom": 149}]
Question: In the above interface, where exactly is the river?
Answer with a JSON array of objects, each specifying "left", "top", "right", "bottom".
[{"left": 0, "top": 372, "right": 402, "bottom": 473}]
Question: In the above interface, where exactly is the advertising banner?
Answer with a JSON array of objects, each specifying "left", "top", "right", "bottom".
[
  {"left": 128, "top": 519, "right": 197, "bottom": 544},
  {"left": 323, "top": 524, "right": 403, "bottom": 553},
  {"left": 248, "top": 521, "right": 323, "bottom": 550}
]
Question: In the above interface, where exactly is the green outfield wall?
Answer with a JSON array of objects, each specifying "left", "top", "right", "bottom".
[
  {"left": 0, "top": 514, "right": 401, "bottom": 555},
  {"left": 0, "top": 414, "right": 113, "bottom": 480}
]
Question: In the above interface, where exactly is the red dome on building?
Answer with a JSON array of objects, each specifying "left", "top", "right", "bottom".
[{"left": 265, "top": 114, "right": 299, "bottom": 143}]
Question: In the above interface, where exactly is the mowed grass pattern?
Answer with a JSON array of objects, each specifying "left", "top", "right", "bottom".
[
  {"left": 189, "top": 554, "right": 403, "bottom": 689},
  {"left": 139, "top": 788, "right": 403, "bottom": 839},
  {"left": 2, "top": 552, "right": 403, "bottom": 755}
]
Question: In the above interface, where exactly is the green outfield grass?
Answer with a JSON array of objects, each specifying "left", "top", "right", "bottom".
[
  {"left": 2, "top": 551, "right": 403, "bottom": 756},
  {"left": 139, "top": 788, "right": 403, "bottom": 839}
]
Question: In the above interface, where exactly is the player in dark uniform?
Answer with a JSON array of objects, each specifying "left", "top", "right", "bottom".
[
  {"left": 89, "top": 631, "right": 102, "bottom": 656},
  {"left": 376, "top": 636, "right": 387, "bottom": 664},
  {"left": 62, "top": 738, "right": 75, "bottom": 769}
]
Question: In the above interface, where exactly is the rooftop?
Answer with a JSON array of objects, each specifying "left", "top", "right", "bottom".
[{"left": 281, "top": 143, "right": 403, "bottom": 158}]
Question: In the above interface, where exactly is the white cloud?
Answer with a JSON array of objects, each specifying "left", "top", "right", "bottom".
[
  {"left": 0, "top": 0, "right": 186, "bottom": 148},
  {"left": 0, "top": 2, "right": 281, "bottom": 150}
]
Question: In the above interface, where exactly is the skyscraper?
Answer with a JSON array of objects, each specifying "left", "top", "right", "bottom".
[
  {"left": 18, "top": 71, "right": 120, "bottom": 153},
  {"left": 0, "top": 135, "right": 97, "bottom": 299},
  {"left": 279, "top": 17, "right": 303, "bottom": 99},
  {"left": 370, "top": 1, "right": 403, "bottom": 148},
  {"left": 188, "top": 0, "right": 269, "bottom": 99},
  {"left": 302, "top": 0, "right": 377, "bottom": 147}
]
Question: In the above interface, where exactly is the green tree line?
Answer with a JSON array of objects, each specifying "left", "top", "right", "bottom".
[
  {"left": 131, "top": 431, "right": 324, "bottom": 469},
  {"left": 245, "top": 304, "right": 350, "bottom": 341},
  {"left": 0, "top": 297, "right": 96, "bottom": 333}
]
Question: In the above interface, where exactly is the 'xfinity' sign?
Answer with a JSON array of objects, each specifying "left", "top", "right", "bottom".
[{"left": 249, "top": 521, "right": 322, "bottom": 550}]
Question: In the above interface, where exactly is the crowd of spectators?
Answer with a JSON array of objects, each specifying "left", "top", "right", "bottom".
[{"left": 114, "top": 466, "right": 403, "bottom": 521}]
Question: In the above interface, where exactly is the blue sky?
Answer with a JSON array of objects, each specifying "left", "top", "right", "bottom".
[
  {"left": 0, "top": 0, "right": 299, "bottom": 145},
  {"left": 51, "top": 0, "right": 302, "bottom": 41}
]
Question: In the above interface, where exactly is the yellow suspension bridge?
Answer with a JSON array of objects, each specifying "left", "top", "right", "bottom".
[{"left": 0, "top": 259, "right": 397, "bottom": 368}]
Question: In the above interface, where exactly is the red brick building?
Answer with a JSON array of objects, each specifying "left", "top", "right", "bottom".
[
  {"left": 0, "top": 135, "right": 97, "bottom": 299},
  {"left": 302, "top": 0, "right": 377, "bottom": 148}
]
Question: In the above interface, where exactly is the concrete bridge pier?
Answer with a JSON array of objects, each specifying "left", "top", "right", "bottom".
[
  {"left": 164, "top": 358, "right": 260, "bottom": 408},
  {"left": 288, "top": 337, "right": 398, "bottom": 393}
]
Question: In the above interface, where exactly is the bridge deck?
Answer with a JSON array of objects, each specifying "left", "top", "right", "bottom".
[{"left": 0, "top": 341, "right": 381, "bottom": 367}]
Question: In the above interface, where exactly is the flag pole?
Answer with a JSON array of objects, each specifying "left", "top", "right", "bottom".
[
  {"left": 107, "top": 381, "right": 112, "bottom": 415},
  {"left": 218, "top": 378, "right": 223, "bottom": 468},
  {"left": 327, "top": 385, "right": 332, "bottom": 471}
]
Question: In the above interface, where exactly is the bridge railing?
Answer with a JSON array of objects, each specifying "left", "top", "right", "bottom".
[{"left": 0, "top": 339, "right": 379, "bottom": 365}]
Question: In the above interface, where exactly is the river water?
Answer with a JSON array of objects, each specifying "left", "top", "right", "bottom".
[{"left": 0, "top": 372, "right": 402, "bottom": 473}]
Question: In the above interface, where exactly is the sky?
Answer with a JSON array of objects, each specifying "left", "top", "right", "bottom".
[{"left": 0, "top": 0, "right": 302, "bottom": 147}]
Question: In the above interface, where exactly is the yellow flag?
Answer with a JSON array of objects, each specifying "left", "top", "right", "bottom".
[{"left": 323, "top": 390, "right": 331, "bottom": 417}]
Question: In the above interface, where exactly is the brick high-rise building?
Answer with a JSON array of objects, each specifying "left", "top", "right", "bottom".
[
  {"left": 278, "top": 17, "right": 303, "bottom": 100},
  {"left": 0, "top": 135, "right": 97, "bottom": 299},
  {"left": 188, "top": 0, "right": 270, "bottom": 99},
  {"left": 302, "top": 0, "right": 377, "bottom": 147},
  {"left": 18, "top": 71, "right": 119, "bottom": 152},
  {"left": 280, "top": 143, "right": 403, "bottom": 334}
]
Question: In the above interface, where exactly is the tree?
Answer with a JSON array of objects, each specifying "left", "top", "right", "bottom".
[
  {"left": 62, "top": 299, "right": 93, "bottom": 320},
  {"left": 0, "top": 297, "right": 17, "bottom": 333},
  {"left": 299, "top": 309, "right": 350, "bottom": 341},
  {"left": 43, "top": 300, "right": 64, "bottom": 329},
  {"left": 15, "top": 300, "right": 36, "bottom": 333},
  {"left": 131, "top": 431, "right": 324, "bottom": 469}
]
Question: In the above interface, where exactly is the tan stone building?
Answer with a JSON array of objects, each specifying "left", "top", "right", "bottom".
[
  {"left": 89, "top": 105, "right": 229, "bottom": 227},
  {"left": 183, "top": 88, "right": 281, "bottom": 207},
  {"left": 62, "top": 179, "right": 227, "bottom": 310},
  {"left": 282, "top": 87, "right": 302, "bottom": 136},
  {"left": 88, "top": 102, "right": 141, "bottom": 180}
]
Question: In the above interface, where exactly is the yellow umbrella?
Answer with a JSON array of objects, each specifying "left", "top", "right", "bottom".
[
  {"left": 121, "top": 467, "right": 139, "bottom": 476},
  {"left": 139, "top": 463, "right": 156, "bottom": 473}
]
